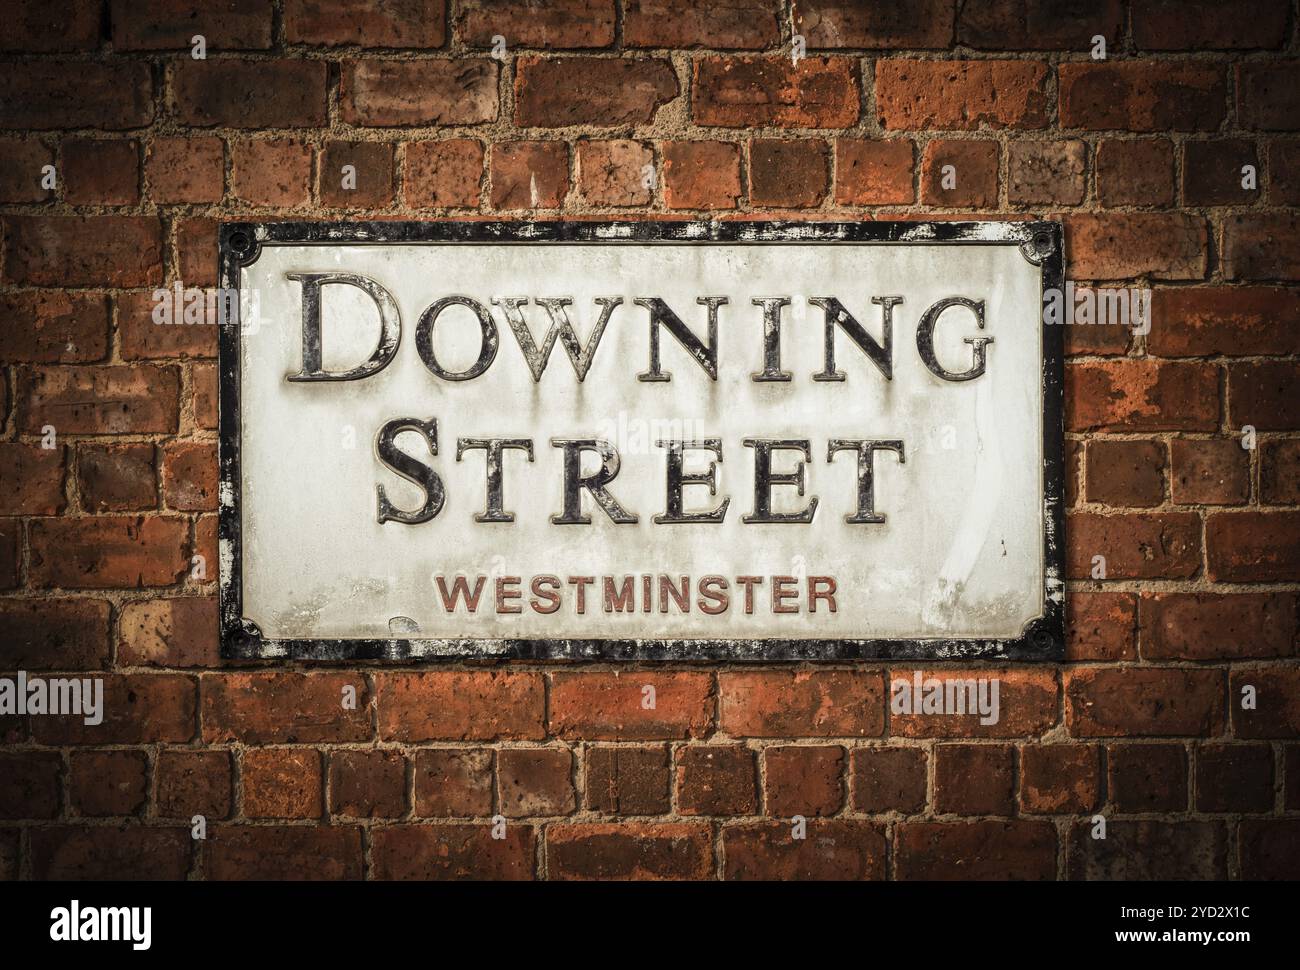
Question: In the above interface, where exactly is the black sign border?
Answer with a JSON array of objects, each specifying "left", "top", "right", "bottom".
[{"left": 218, "top": 220, "right": 1065, "bottom": 662}]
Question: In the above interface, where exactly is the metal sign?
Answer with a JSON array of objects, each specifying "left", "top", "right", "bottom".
[{"left": 218, "top": 221, "right": 1064, "bottom": 661}]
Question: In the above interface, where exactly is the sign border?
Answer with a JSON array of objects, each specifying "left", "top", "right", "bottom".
[{"left": 217, "top": 220, "right": 1065, "bottom": 662}]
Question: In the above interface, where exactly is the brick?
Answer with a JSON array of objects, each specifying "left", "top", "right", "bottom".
[
  {"left": 723, "top": 820, "right": 885, "bottom": 880},
  {"left": 1065, "top": 668, "right": 1223, "bottom": 737},
  {"left": 1008, "top": 140, "right": 1086, "bottom": 205},
  {"left": 764, "top": 745, "right": 843, "bottom": 817},
  {"left": 0, "top": 831, "right": 14, "bottom": 880},
  {"left": 1231, "top": 666, "right": 1300, "bottom": 738},
  {"left": 584, "top": 746, "right": 670, "bottom": 815},
  {"left": 372, "top": 825, "right": 534, "bottom": 880},
  {"left": 208, "top": 826, "right": 361, "bottom": 880},
  {"left": 375, "top": 671, "right": 544, "bottom": 741},
  {"left": 547, "top": 822, "right": 711, "bottom": 880},
  {"left": 342, "top": 59, "right": 498, "bottom": 126},
  {"left": 850, "top": 747, "right": 927, "bottom": 813},
  {"left": 1059, "top": 62, "right": 1226, "bottom": 131},
  {"left": 155, "top": 750, "right": 232, "bottom": 819},
  {"left": 489, "top": 141, "right": 569, "bottom": 210},
  {"left": 243, "top": 749, "right": 322, "bottom": 818},
  {"left": 29, "top": 674, "right": 196, "bottom": 745},
  {"left": 1240, "top": 820, "right": 1300, "bottom": 879},
  {"left": 202, "top": 673, "right": 372, "bottom": 743},
  {"left": 458, "top": 0, "right": 614, "bottom": 48},
  {"left": 1133, "top": 0, "right": 1288, "bottom": 49},
  {"left": 70, "top": 750, "right": 147, "bottom": 817},
  {"left": 193, "top": 514, "right": 217, "bottom": 574},
  {"left": 889, "top": 669, "right": 1058, "bottom": 738},
  {"left": 117, "top": 291, "right": 219, "bottom": 360},
  {"left": 958, "top": 0, "right": 1122, "bottom": 49},
  {"left": 413, "top": 749, "right": 493, "bottom": 817},
  {"left": 111, "top": 0, "right": 273, "bottom": 49},
  {"left": 0, "top": 598, "right": 111, "bottom": 670},
  {"left": 549, "top": 672, "right": 712, "bottom": 740},
  {"left": 0, "top": 292, "right": 109, "bottom": 363},
  {"left": 1108, "top": 742, "right": 1187, "bottom": 812},
  {"left": 576, "top": 139, "right": 653, "bottom": 207},
  {"left": 0, "top": 62, "right": 153, "bottom": 130},
  {"left": 0, "top": 0, "right": 101, "bottom": 51},
  {"left": 896, "top": 820, "right": 1056, "bottom": 880},
  {"left": 1020, "top": 744, "right": 1100, "bottom": 814},
  {"left": 173, "top": 59, "right": 327, "bottom": 128},
  {"left": 795, "top": 0, "right": 954, "bottom": 48},
  {"left": 1170, "top": 439, "right": 1249, "bottom": 505},
  {"left": 748, "top": 139, "right": 827, "bottom": 208},
  {"left": 498, "top": 748, "right": 574, "bottom": 817},
  {"left": 1066, "top": 360, "right": 1219, "bottom": 432},
  {"left": 1065, "top": 319, "right": 1134, "bottom": 357},
  {"left": 720, "top": 670, "right": 884, "bottom": 737},
  {"left": 877, "top": 60, "right": 1048, "bottom": 131},
  {"left": 1270, "top": 140, "right": 1300, "bottom": 205},
  {"left": 176, "top": 218, "right": 220, "bottom": 287},
  {"left": 1084, "top": 439, "right": 1166, "bottom": 507},
  {"left": 0, "top": 138, "right": 54, "bottom": 202},
  {"left": 1262, "top": 439, "right": 1300, "bottom": 503},
  {"left": 934, "top": 744, "right": 1014, "bottom": 815},
  {"left": 834, "top": 138, "right": 914, "bottom": 205},
  {"left": 319, "top": 140, "right": 395, "bottom": 208},
  {"left": 516, "top": 56, "right": 675, "bottom": 127},
  {"left": 405, "top": 140, "right": 484, "bottom": 208},
  {"left": 146, "top": 136, "right": 225, "bottom": 204},
  {"left": 1223, "top": 214, "right": 1300, "bottom": 280},
  {"left": 1096, "top": 138, "right": 1173, "bottom": 207},
  {"left": 285, "top": 0, "right": 445, "bottom": 47},
  {"left": 1069, "top": 820, "right": 1228, "bottom": 879},
  {"left": 31, "top": 826, "right": 190, "bottom": 880},
  {"left": 676, "top": 745, "right": 757, "bottom": 815},
  {"left": 1209, "top": 511, "right": 1300, "bottom": 582},
  {"left": 1064, "top": 213, "right": 1207, "bottom": 280},
  {"left": 117, "top": 596, "right": 221, "bottom": 667},
  {"left": 626, "top": 0, "right": 779, "bottom": 49},
  {"left": 192, "top": 363, "right": 218, "bottom": 431},
  {"left": 921, "top": 139, "right": 998, "bottom": 208},
  {"left": 4, "top": 216, "right": 162, "bottom": 287},
  {"left": 1290, "top": 746, "right": 1300, "bottom": 810},
  {"left": 163, "top": 440, "right": 218, "bottom": 511},
  {"left": 1237, "top": 61, "right": 1300, "bottom": 130},
  {"left": 693, "top": 56, "right": 859, "bottom": 128},
  {"left": 231, "top": 139, "right": 313, "bottom": 207},
  {"left": 8, "top": 364, "right": 160, "bottom": 436},
  {"left": 1196, "top": 743, "right": 1274, "bottom": 812},
  {"left": 0, "top": 442, "right": 66, "bottom": 514},
  {"left": 1066, "top": 591, "right": 1136, "bottom": 661},
  {"left": 662, "top": 140, "right": 741, "bottom": 210},
  {"left": 1184, "top": 139, "right": 1260, "bottom": 206},
  {"left": 29, "top": 515, "right": 190, "bottom": 589},
  {"left": 0, "top": 752, "right": 61, "bottom": 819},
  {"left": 1150, "top": 287, "right": 1300, "bottom": 357},
  {"left": 77, "top": 443, "right": 156, "bottom": 513},
  {"left": 1143, "top": 592, "right": 1296, "bottom": 661}
]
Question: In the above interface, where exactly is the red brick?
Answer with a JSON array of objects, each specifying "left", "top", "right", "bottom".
[
  {"left": 202, "top": 673, "right": 372, "bottom": 743},
  {"left": 1208, "top": 510, "right": 1300, "bottom": 582},
  {"left": 1290, "top": 745, "right": 1300, "bottom": 810},
  {"left": 723, "top": 820, "right": 885, "bottom": 880},
  {"left": 0, "top": 0, "right": 101, "bottom": 51},
  {"left": 720, "top": 670, "right": 883, "bottom": 738},
  {"left": 1150, "top": 287, "right": 1300, "bottom": 357},
  {"left": 1084, "top": 438, "right": 1166, "bottom": 507},
  {"left": 342, "top": 59, "right": 498, "bottom": 127},
  {"left": 173, "top": 59, "right": 327, "bottom": 128},
  {"left": 176, "top": 218, "right": 220, "bottom": 288},
  {"left": 850, "top": 746, "right": 927, "bottom": 813},
  {"left": 958, "top": 0, "right": 1122, "bottom": 49},
  {"left": 242, "top": 748, "right": 322, "bottom": 818},
  {"left": 1196, "top": 743, "right": 1274, "bottom": 812},
  {"left": 1066, "top": 590, "right": 1136, "bottom": 661},
  {"left": 375, "top": 671, "right": 544, "bottom": 741},
  {"left": 1108, "top": 742, "right": 1187, "bottom": 812},
  {"left": 516, "top": 56, "right": 676, "bottom": 127},
  {"left": 748, "top": 139, "right": 828, "bottom": 208},
  {"left": 934, "top": 744, "right": 1014, "bottom": 815},
  {"left": 162, "top": 440, "right": 218, "bottom": 511},
  {"left": 193, "top": 514, "right": 217, "bottom": 574},
  {"left": 1270, "top": 139, "right": 1300, "bottom": 205},
  {"left": 30, "top": 674, "right": 196, "bottom": 745},
  {"left": 877, "top": 60, "right": 1048, "bottom": 131},
  {"left": 921, "top": 139, "right": 998, "bottom": 208},
  {"left": 1061, "top": 294, "right": 1140, "bottom": 356},
  {"left": 458, "top": 0, "right": 614, "bottom": 48},
  {"left": 62, "top": 137, "right": 141, "bottom": 205},
  {"left": 1232, "top": 360, "right": 1300, "bottom": 430},
  {"left": 795, "top": 0, "right": 954, "bottom": 48},
  {"left": 0, "top": 442, "right": 66, "bottom": 515},
  {"left": 146, "top": 136, "right": 225, "bottom": 204},
  {"left": 1064, "top": 213, "right": 1207, "bottom": 280},
  {"left": 1240, "top": 820, "right": 1300, "bottom": 879},
  {"left": 1184, "top": 139, "right": 1260, "bottom": 206},
  {"left": 896, "top": 820, "right": 1056, "bottom": 880},
  {"left": 413, "top": 748, "right": 493, "bottom": 817},
  {"left": 0, "top": 752, "right": 61, "bottom": 819},
  {"left": 626, "top": 0, "right": 779, "bottom": 49},
  {"left": 662, "top": 140, "right": 741, "bottom": 210},
  {"left": 1067, "top": 820, "right": 1227, "bottom": 879},
  {"left": 1067, "top": 511, "right": 1201, "bottom": 580},
  {"left": 231, "top": 139, "right": 313, "bottom": 207},
  {"left": 498, "top": 748, "right": 575, "bottom": 817},
  {"left": 0, "top": 831, "right": 14, "bottom": 879},
  {"left": 1224, "top": 213, "right": 1300, "bottom": 280},
  {"left": 29, "top": 515, "right": 189, "bottom": 589},
  {"left": 156, "top": 749, "right": 232, "bottom": 819},
  {"left": 0, "top": 598, "right": 111, "bottom": 670},
  {"left": 1065, "top": 668, "right": 1224, "bottom": 737},
  {"left": 1170, "top": 439, "right": 1249, "bottom": 505},
  {"left": 0, "top": 522, "right": 19, "bottom": 588},
  {"left": 0, "top": 62, "right": 153, "bottom": 130},
  {"left": 676, "top": 745, "right": 757, "bottom": 815},
  {"left": 405, "top": 140, "right": 484, "bottom": 208},
  {"left": 208, "top": 825, "right": 361, "bottom": 880},
  {"left": 319, "top": 140, "right": 395, "bottom": 208},
  {"left": 547, "top": 822, "right": 711, "bottom": 880},
  {"left": 285, "top": 0, "right": 445, "bottom": 47},
  {"left": 1066, "top": 360, "right": 1218, "bottom": 432},
  {"left": 117, "top": 596, "right": 221, "bottom": 667},
  {"left": 0, "top": 138, "right": 54, "bottom": 202},
  {"left": 1262, "top": 439, "right": 1300, "bottom": 503},
  {"left": 550, "top": 671, "right": 712, "bottom": 740},
  {"left": 31, "top": 826, "right": 190, "bottom": 880},
  {"left": 1008, "top": 139, "right": 1087, "bottom": 205},
  {"left": 1059, "top": 62, "right": 1226, "bottom": 131},
  {"left": 1096, "top": 138, "right": 1174, "bottom": 207},
  {"left": 70, "top": 750, "right": 147, "bottom": 817},
  {"left": 372, "top": 824, "right": 533, "bottom": 880},
  {"left": 1236, "top": 60, "right": 1300, "bottom": 131},
  {"left": 1133, "top": 0, "right": 1288, "bottom": 49},
  {"left": 111, "top": 0, "right": 273, "bottom": 50},
  {"left": 489, "top": 141, "right": 569, "bottom": 210},
  {"left": 889, "top": 669, "right": 1058, "bottom": 738},
  {"left": 0, "top": 292, "right": 109, "bottom": 364},
  {"left": 4, "top": 216, "right": 162, "bottom": 287},
  {"left": 834, "top": 138, "right": 914, "bottom": 205},
  {"left": 584, "top": 746, "right": 670, "bottom": 814},
  {"left": 764, "top": 745, "right": 843, "bottom": 817},
  {"left": 1020, "top": 744, "right": 1101, "bottom": 814},
  {"left": 693, "top": 57, "right": 859, "bottom": 129},
  {"left": 1232, "top": 666, "right": 1300, "bottom": 738},
  {"left": 76, "top": 442, "right": 156, "bottom": 513},
  {"left": 117, "top": 290, "right": 219, "bottom": 360},
  {"left": 576, "top": 139, "right": 653, "bottom": 207}
]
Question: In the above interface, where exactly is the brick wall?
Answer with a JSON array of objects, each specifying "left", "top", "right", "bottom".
[{"left": 0, "top": 0, "right": 1298, "bottom": 881}]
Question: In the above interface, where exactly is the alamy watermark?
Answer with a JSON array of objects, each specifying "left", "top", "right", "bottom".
[
  {"left": 0, "top": 671, "right": 103, "bottom": 725},
  {"left": 890, "top": 671, "right": 1001, "bottom": 726},
  {"left": 1043, "top": 283, "right": 1151, "bottom": 335}
]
